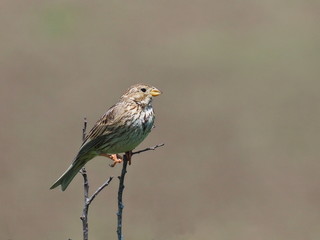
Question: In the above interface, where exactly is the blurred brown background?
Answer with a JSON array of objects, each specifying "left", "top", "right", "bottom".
[{"left": 1, "top": 1, "right": 320, "bottom": 239}]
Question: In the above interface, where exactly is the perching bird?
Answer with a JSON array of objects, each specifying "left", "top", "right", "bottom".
[{"left": 50, "top": 84, "right": 161, "bottom": 191}]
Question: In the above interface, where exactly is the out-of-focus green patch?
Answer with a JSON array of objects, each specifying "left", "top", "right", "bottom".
[{"left": 39, "top": 5, "right": 79, "bottom": 38}]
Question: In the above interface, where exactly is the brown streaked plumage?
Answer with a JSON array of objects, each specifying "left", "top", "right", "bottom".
[{"left": 50, "top": 84, "right": 161, "bottom": 191}]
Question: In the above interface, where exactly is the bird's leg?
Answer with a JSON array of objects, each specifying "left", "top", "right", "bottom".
[
  {"left": 125, "top": 151, "right": 133, "bottom": 165},
  {"left": 100, "top": 153, "right": 123, "bottom": 167}
]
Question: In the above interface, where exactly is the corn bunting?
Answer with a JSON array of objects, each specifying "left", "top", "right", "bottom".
[{"left": 50, "top": 84, "right": 161, "bottom": 191}]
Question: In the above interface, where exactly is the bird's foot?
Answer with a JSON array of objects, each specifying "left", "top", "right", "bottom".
[{"left": 100, "top": 153, "right": 123, "bottom": 167}]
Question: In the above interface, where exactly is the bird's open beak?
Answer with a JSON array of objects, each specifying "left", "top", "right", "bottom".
[{"left": 150, "top": 88, "right": 162, "bottom": 97}]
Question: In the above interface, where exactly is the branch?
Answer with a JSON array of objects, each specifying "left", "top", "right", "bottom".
[
  {"left": 82, "top": 117, "right": 87, "bottom": 141},
  {"left": 80, "top": 117, "right": 89, "bottom": 240},
  {"left": 132, "top": 143, "right": 165, "bottom": 155},
  {"left": 116, "top": 143, "right": 164, "bottom": 240},
  {"left": 80, "top": 168, "right": 89, "bottom": 240},
  {"left": 116, "top": 153, "right": 129, "bottom": 240},
  {"left": 79, "top": 118, "right": 164, "bottom": 240},
  {"left": 88, "top": 177, "right": 113, "bottom": 205},
  {"left": 79, "top": 118, "right": 113, "bottom": 240}
]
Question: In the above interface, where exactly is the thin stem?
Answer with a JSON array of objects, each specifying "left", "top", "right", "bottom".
[
  {"left": 80, "top": 171, "right": 113, "bottom": 240},
  {"left": 115, "top": 144, "right": 164, "bottom": 240},
  {"left": 80, "top": 118, "right": 89, "bottom": 240},
  {"left": 132, "top": 143, "right": 165, "bottom": 155},
  {"left": 80, "top": 117, "right": 113, "bottom": 240},
  {"left": 80, "top": 168, "right": 89, "bottom": 240},
  {"left": 116, "top": 153, "right": 129, "bottom": 240},
  {"left": 82, "top": 117, "right": 87, "bottom": 141},
  {"left": 88, "top": 177, "right": 113, "bottom": 205},
  {"left": 77, "top": 118, "right": 163, "bottom": 240}
]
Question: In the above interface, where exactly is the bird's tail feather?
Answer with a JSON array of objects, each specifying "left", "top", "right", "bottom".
[{"left": 50, "top": 157, "right": 88, "bottom": 191}]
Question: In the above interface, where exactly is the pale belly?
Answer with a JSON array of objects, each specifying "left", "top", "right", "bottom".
[{"left": 101, "top": 108, "right": 154, "bottom": 154}]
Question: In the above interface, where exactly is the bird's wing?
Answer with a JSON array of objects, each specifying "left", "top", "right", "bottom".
[
  {"left": 78, "top": 100, "right": 130, "bottom": 156},
  {"left": 81, "top": 103, "right": 120, "bottom": 147},
  {"left": 72, "top": 107, "right": 117, "bottom": 163}
]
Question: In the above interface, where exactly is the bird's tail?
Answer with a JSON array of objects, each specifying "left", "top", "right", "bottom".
[{"left": 50, "top": 156, "right": 90, "bottom": 191}]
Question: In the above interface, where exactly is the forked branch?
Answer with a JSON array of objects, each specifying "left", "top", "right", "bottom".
[
  {"left": 80, "top": 118, "right": 113, "bottom": 240},
  {"left": 79, "top": 118, "right": 164, "bottom": 240},
  {"left": 116, "top": 143, "right": 164, "bottom": 240}
]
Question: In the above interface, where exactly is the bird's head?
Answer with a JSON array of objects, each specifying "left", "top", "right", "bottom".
[{"left": 122, "top": 84, "right": 161, "bottom": 106}]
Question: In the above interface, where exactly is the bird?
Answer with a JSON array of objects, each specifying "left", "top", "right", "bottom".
[{"left": 50, "top": 84, "right": 161, "bottom": 191}]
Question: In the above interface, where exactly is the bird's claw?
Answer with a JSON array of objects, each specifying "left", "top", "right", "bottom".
[{"left": 100, "top": 153, "right": 123, "bottom": 167}]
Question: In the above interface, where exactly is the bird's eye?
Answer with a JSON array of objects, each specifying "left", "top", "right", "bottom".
[{"left": 141, "top": 88, "right": 147, "bottom": 92}]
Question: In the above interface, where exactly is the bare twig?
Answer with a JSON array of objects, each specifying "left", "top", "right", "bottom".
[
  {"left": 116, "top": 143, "right": 164, "bottom": 240},
  {"left": 132, "top": 143, "right": 165, "bottom": 155},
  {"left": 88, "top": 177, "right": 113, "bottom": 205},
  {"left": 116, "top": 153, "right": 129, "bottom": 240},
  {"left": 80, "top": 168, "right": 89, "bottom": 240},
  {"left": 82, "top": 117, "right": 87, "bottom": 141},
  {"left": 80, "top": 174, "right": 113, "bottom": 240},
  {"left": 79, "top": 118, "right": 113, "bottom": 240},
  {"left": 80, "top": 118, "right": 89, "bottom": 240},
  {"left": 79, "top": 118, "right": 164, "bottom": 240}
]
